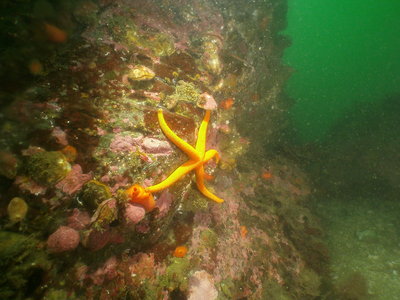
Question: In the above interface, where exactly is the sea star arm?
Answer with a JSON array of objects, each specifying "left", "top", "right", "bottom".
[
  {"left": 201, "top": 149, "right": 220, "bottom": 180},
  {"left": 157, "top": 109, "right": 201, "bottom": 161},
  {"left": 146, "top": 159, "right": 200, "bottom": 193},
  {"left": 195, "top": 110, "right": 210, "bottom": 155},
  {"left": 127, "top": 109, "right": 223, "bottom": 210},
  {"left": 204, "top": 149, "right": 220, "bottom": 164},
  {"left": 195, "top": 167, "right": 224, "bottom": 203}
]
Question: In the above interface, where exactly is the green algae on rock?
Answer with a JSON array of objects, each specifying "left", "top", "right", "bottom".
[
  {"left": 159, "top": 256, "right": 191, "bottom": 291},
  {"left": 200, "top": 35, "right": 223, "bottom": 75},
  {"left": 79, "top": 180, "right": 112, "bottom": 211},
  {"left": 126, "top": 28, "right": 175, "bottom": 57},
  {"left": 43, "top": 288, "right": 77, "bottom": 300},
  {"left": 7, "top": 197, "right": 28, "bottom": 223},
  {"left": 163, "top": 80, "right": 201, "bottom": 109},
  {"left": 91, "top": 198, "right": 118, "bottom": 230},
  {"left": 25, "top": 151, "right": 71, "bottom": 186},
  {"left": 0, "top": 232, "right": 51, "bottom": 299},
  {"left": 183, "top": 190, "right": 209, "bottom": 212},
  {"left": 127, "top": 65, "right": 156, "bottom": 81},
  {"left": 0, "top": 151, "right": 19, "bottom": 179}
]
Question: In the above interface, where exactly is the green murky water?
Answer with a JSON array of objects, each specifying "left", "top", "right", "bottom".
[
  {"left": 283, "top": 1, "right": 400, "bottom": 299},
  {"left": 284, "top": 0, "right": 400, "bottom": 142}
]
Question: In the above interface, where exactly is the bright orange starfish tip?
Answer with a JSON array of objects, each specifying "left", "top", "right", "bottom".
[{"left": 126, "top": 184, "right": 155, "bottom": 212}]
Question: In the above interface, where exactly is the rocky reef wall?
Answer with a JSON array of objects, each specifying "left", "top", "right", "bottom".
[{"left": 0, "top": 0, "right": 328, "bottom": 299}]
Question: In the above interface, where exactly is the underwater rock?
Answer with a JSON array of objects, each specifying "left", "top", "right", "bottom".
[
  {"left": 7, "top": 197, "right": 28, "bottom": 223},
  {"left": 91, "top": 198, "right": 118, "bottom": 229},
  {"left": 161, "top": 256, "right": 191, "bottom": 291},
  {"left": 200, "top": 35, "right": 222, "bottom": 75},
  {"left": 25, "top": 151, "right": 71, "bottom": 186},
  {"left": 73, "top": 0, "right": 99, "bottom": 25},
  {"left": 110, "top": 133, "right": 143, "bottom": 153},
  {"left": 149, "top": 33, "right": 175, "bottom": 57},
  {"left": 142, "top": 137, "right": 173, "bottom": 155},
  {"left": 188, "top": 270, "right": 218, "bottom": 300},
  {"left": 14, "top": 176, "right": 47, "bottom": 195},
  {"left": 60, "top": 145, "right": 78, "bottom": 162},
  {"left": 83, "top": 228, "right": 124, "bottom": 251},
  {"left": 0, "top": 231, "right": 35, "bottom": 259},
  {"left": 83, "top": 229, "right": 110, "bottom": 251},
  {"left": 124, "top": 203, "right": 146, "bottom": 225},
  {"left": 219, "top": 98, "right": 235, "bottom": 110},
  {"left": 47, "top": 226, "right": 80, "bottom": 253},
  {"left": 126, "top": 65, "right": 155, "bottom": 81},
  {"left": 44, "top": 23, "right": 68, "bottom": 43},
  {"left": 135, "top": 221, "right": 150, "bottom": 234},
  {"left": 42, "top": 289, "right": 72, "bottom": 300},
  {"left": 164, "top": 80, "right": 201, "bottom": 109},
  {"left": 21, "top": 145, "right": 44, "bottom": 156},
  {"left": 143, "top": 91, "right": 162, "bottom": 101},
  {"left": 144, "top": 108, "right": 196, "bottom": 138},
  {"left": 80, "top": 180, "right": 112, "bottom": 210},
  {"left": 218, "top": 124, "right": 232, "bottom": 134},
  {"left": 67, "top": 208, "right": 91, "bottom": 230},
  {"left": 0, "top": 151, "right": 19, "bottom": 179},
  {"left": 126, "top": 27, "right": 175, "bottom": 57},
  {"left": 55, "top": 164, "right": 92, "bottom": 195},
  {"left": 0, "top": 231, "right": 50, "bottom": 298},
  {"left": 197, "top": 92, "right": 218, "bottom": 110},
  {"left": 33, "top": 0, "right": 56, "bottom": 20},
  {"left": 50, "top": 127, "right": 68, "bottom": 146},
  {"left": 155, "top": 190, "right": 174, "bottom": 218},
  {"left": 89, "top": 256, "right": 118, "bottom": 285},
  {"left": 296, "top": 267, "right": 321, "bottom": 297}
]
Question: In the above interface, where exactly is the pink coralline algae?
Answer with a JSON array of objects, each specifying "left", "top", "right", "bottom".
[
  {"left": 89, "top": 256, "right": 118, "bottom": 285},
  {"left": 83, "top": 227, "right": 124, "bottom": 251},
  {"left": 143, "top": 91, "right": 161, "bottom": 101},
  {"left": 14, "top": 176, "right": 47, "bottom": 195},
  {"left": 67, "top": 208, "right": 91, "bottom": 230},
  {"left": 51, "top": 126, "right": 68, "bottom": 146},
  {"left": 110, "top": 133, "right": 143, "bottom": 153},
  {"left": 127, "top": 252, "right": 155, "bottom": 279},
  {"left": 55, "top": 164, "right": 92, "bottom": 195},
  {"left": 155, "top": 190, "right": 173, "bottom": 218},
  {"left": 143, "top": 178, "right": 154, "bottom": 187},
  {"left": 83, "top": 229, "right": 110, "bottom": 251},
  {"left": 96, "top": 126, "right": 107, "bottom": 136},
  {"left": 99, "top": 173, "right": 130, "bottom": 192},
  {"left": 110, "top": 174, "right": 130, "bottom": 193},
  {"left": 141, "top": 137, "right": 173, "bottom": 155},
  {"left": 198, "top": 189, "right": 255, "bottom": 283},
  {"left": 198, "top": 92, "right": 218, "bottom": 110},
  {"left": 112, "top": 127, "right": 123, "bottom": 133},
  {"left": 109, "top": 134, "right": 172, "bottom": 156},
  {"left": 47, "top": 226, "right": 80, "bottom": 253},
  {"left": 124, "top": 203, "right": 146, "bottom": 225}
]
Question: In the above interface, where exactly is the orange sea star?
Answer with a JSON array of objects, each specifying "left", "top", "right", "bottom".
[{"left": 126, "top": 109, "right": 223, "bottom": 211}]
